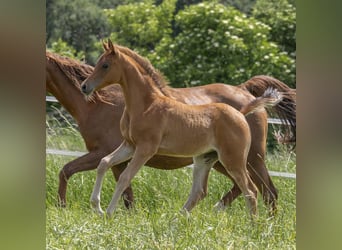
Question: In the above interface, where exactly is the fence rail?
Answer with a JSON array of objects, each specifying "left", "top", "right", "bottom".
[
  {"left": 46, "top": 148, "right": 296, "bottom": 179},
  {"left": 46, "top": 96, "right": 296, "bottom": 179},
  {"left": 46, "top": 96, "right": 288, "bottom": 125}
]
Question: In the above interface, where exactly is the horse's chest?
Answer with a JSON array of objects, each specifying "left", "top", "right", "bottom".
[{"left": 120, "top": 115, "right": 146, "bottom": 145}]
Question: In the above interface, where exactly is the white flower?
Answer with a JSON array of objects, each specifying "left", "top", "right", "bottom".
[{"left": 234, "top": 16, "right": 242, "bottom": 22}]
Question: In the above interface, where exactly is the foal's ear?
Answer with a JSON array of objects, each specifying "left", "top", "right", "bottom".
[
  {"left": 102, "top": 39, "right": 108, "bottom": 51},
  {"left": 107, "top": 39, "right": 118, "bottom": 55}
]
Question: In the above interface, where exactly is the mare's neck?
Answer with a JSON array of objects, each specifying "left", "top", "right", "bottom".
[
  {"left": 119, "top": 57, "right": 164, "bottom": 114},
  {"left": 46, "top": 66, "right": 90, "bottom": 122}
]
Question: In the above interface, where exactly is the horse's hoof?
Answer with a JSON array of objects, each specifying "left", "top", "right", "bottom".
[{"left": 213, "top": 201, "right": 226, "bottom": 212}]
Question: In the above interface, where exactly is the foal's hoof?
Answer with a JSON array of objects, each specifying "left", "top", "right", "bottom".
[
  {"left": 90, "top": 202, "right": 104, "bottom": 216},
  {"left": 93, "top": 208, "right": 104, "bottom": 216}
]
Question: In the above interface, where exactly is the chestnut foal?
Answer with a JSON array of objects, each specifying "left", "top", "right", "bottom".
[{"left": 81, "top": 41, "right": 283, "bottom": 217}]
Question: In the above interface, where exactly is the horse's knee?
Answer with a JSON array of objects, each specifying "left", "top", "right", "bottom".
[
  {"left": 59, "top": 165, "right": 72, "bottom": 182},
  {"left": 97, "top": 158, "right": 110, "bottom": 174}
]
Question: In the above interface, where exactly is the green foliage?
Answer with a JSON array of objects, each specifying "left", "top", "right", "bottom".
[
  {"left": 253, "top": 0, "right": 296, "bottom": 58},
  {"left": 150, "top": 2, "right": 295, "bottom": 87},
  {"left": 47, "top": 38, "right": 85, "bottom": 61},
  {"left": 47, "top": 1, "right": 296, "bottom": 88},
  {"left": 104, "top": 0, "right": 176, "bottom": 54},
  {"left": 93, "top": 0, "right": 145, "bottom": 9},
  {"left": 46, "top": 0, "right": 110, "bottom": 64},
  {"left": 219, "top": 0, "right": 257, "bottom": 14}
]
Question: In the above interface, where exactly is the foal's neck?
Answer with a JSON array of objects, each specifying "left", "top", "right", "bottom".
[{"left": 120, "top": 56, "right": 164, "bottom": 114}]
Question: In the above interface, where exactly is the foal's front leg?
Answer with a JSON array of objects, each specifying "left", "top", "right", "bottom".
[
  {"left": 90, "top": 141, "right": 134, "bottom": 215},
  {"left": 106, "top": 145, "right": 157, "bottom": 217}
]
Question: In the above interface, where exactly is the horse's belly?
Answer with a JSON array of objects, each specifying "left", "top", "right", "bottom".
[{"left": 157, "top": 135, "right": 214, "bottom": 157}]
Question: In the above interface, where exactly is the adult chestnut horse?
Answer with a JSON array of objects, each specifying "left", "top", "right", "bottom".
[
  {"left": 46, "top": 50, "right": 295, "bottom": 211},
  {"left": 80, "top": 41, "right": 284, "bottom": 217}
]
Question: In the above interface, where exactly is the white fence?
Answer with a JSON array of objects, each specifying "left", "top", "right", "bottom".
[{"left": 46, "top": 96, "right": 296, "bottom": 179}]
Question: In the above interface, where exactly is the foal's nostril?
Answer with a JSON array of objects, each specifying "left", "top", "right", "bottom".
[{"left": 81, "top": 84, "right": 87, "bottom": 93}]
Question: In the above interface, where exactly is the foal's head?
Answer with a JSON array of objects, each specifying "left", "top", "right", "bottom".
[{"left": 81, "top": 39, "right": 122, "bottom": 95}]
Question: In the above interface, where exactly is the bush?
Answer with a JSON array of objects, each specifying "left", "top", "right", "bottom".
[
  {"left": 252, "top": 0, "right": 296, "bottom": 58},
  {"left": 104, "top": 0, "right": 176, "bottom": 54},
  {"left": 151, "top": 2, "right": 295, "bottom": 88}
]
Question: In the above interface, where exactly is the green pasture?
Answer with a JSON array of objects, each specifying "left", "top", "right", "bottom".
[{"left": 46, "top": 124, "right": 296, "bottom": 249}]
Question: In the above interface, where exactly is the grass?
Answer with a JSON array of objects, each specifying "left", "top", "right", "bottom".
[{"left": 46, "top": 124, "right": 296, "bottom": 249}]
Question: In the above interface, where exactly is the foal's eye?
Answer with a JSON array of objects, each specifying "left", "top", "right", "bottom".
[{"left": 102, "top": 63, "right": 109, "bottom": 69}]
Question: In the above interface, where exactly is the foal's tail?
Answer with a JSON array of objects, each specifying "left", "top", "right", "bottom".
[
  {"left": 240, "top": 88, "right": 283, "bottom": 117},
  {"left": 238, "top": 75, "right": 296, "bottom": 145}
]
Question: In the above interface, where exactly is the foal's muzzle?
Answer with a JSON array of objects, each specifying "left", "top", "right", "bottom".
[{"left": 81, "top": 83, "right": 89, "bottom": 94}]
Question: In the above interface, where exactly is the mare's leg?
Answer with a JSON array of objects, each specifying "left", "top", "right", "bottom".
[
  {"left": 90, "top": 141, "right": 134, "bottom": 214},
  {"left": 110, "top": 163, "right": 135, "bottom": 209},
  {"left": 58, "top": 150, "right": 104, "bottom": 207},
  {"left": 182, "top": 153, "right": 217, "bottom": 212},
  {"left": 247, "top": 154, "right": 278, "bottom": 213},
  {"left": 246, "top": 114, "right": 278, "bottom": 213},
  {"left": 106, "top": 144, "right": 158, "bottom": 217}
]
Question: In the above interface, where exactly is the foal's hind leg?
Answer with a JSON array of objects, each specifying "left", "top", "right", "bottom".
[
  {"left": 182, "top": 153, "right": 217, "bottom": 212},
  {"left": 218, "top": 154, "right": 258, "bottom": 217},
  {"left": 212, "top": 162, "right": 242, "bottom": 210}
]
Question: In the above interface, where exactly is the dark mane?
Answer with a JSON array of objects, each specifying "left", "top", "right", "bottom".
[
  {"left": 46, "top": 51, "right": 117, "bottom": 103},
  {"left": 46, "top": 51, "right": 93, "bottom": 86},
  {"left": 115, "top": 45, "right": 169, "bottom": 91}
]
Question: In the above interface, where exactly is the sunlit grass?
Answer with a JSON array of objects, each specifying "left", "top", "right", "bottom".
[{"left": 46, "top": 124, "right": 296, "bottom": 249}]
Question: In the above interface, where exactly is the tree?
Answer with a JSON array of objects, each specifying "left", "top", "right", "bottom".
[
  {"left": 252, "top": 0, "right": 296, "bottom": 58},
  {"left": 219, "top": 0, "right": 257, "bottom": 15},
  {"left": 46, "top": 38, "right": 85, "bottom": 61},
  {"left": 151, "top": 2, "right": 295, "bottom": 88},
  {"left": 46, "top": 0, "right": 110, "bottom": 64},
  {"left": 104, "top": 0, "right": 176, "bottom": 54}
]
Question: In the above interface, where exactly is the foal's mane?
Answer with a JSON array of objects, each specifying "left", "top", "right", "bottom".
[
  {"left": 46, "top": 51, "right": 115, "bottom": 103},
  {"left": 115, "top": 45, "right": 169, "bottom": 92}
]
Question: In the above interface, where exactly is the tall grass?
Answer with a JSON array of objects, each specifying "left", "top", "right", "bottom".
[{"left": 46, "top": 123, "right": 296, "bottom": 249}]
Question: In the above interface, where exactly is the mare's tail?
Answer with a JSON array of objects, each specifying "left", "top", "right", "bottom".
[{"left": 238, "top": 75, "right": 296, "bottom": 145}]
